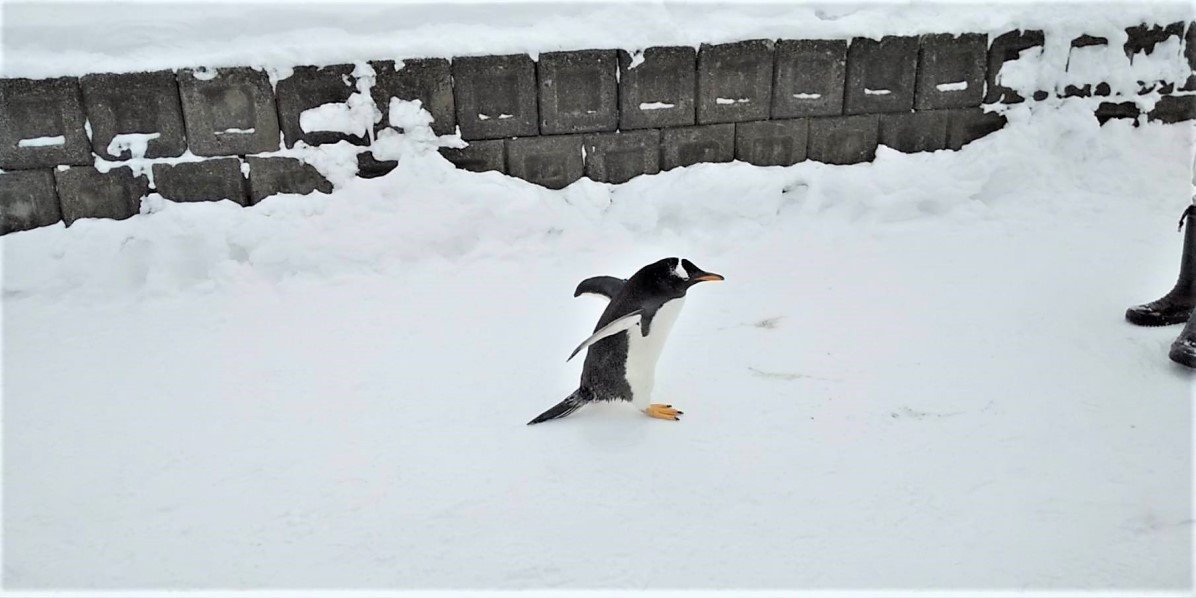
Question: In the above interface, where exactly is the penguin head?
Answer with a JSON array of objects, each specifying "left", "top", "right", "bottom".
[{"left": 643, "top": 257, "right": 724, "bottom": 294}]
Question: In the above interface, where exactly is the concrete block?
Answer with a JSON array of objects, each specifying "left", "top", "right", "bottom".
[
  {"left": 696, "top": 40, "right": 774, "bottom": 124},
  {"left": 275, "top": 64, "right": 365, "bottom": 148},
  {"left": 916, "top": 33, "right": 988, "bottom": 110},
  {"left": 1062, "top": 82, "right": 1112, "bottom": 98},
  {"left": 735, "top": 119, "right": 808, "bottom": 166},
  {"left": 538, "top": 50, "right": 618, "bottom": 134},
  {"left": 807, "top": 115, "right": 879, "bottom": 165},
  {"left": 370, "top": 59, "right": 455, "bottom": 135},
  {"left": 1062, "top": 36, "right": 1113, "bottom": 98},
  {"left": 0, "top": 77, "right": 92, "bottom": 170},
  {"left": 660, "top": 124, "right": 735, "bottom": 170},
  {"left": 54, "top": 166, "right": 148, "bottom": 225},
  {"left": 0, "top": 170, "right": 61, "bottom": 234},
  {"left": 357, "top": 151, "right": 399, "bottom": 179},
  {"left": 985, "top": 30, "right": 1045, "bottom": 103},
  {"left": 1095, "top": 101, "right": 1140, "bottom": 125},
  {"left": 1124, "top": 23, "right": 1186, "bottom": 92},
  {"left": 152, "top": 158, "right": 248, "bottom": 205},
  {"left": 439, "top": 139, "right": 506, "bottom": 174},
  {"left": 583, "top": 129, "right": 660, "bottom": 184},
  {"left": 245, "top": 156, "right": 332, "bottom": 205},
  {"left": 618, "top": 46, "right": 696, "bottom": 130},
  {"left": 178, "top": 67, "right": 281, "bottom": 156},
  {"left": 844, "top": 36, "right": 919, "bottom": 115},
  {"left": 945, "top": 108, "right": 1006, "bottom": 150},
  {"left": 1125, "top": 22, "right": 1184, "bottom": 57},
  {"left": 879, "top": 111, "right": 949, "bottom": 153},
  {"left": 772, "top": 39, "right": 847, "bottom": 118},
  {"left": 506, "top": 135, "right": 583, "bottom": 189},
  {"left": 80, "top": 71, "right": 187, "bottom": 160},
  {"left": 1071, "top": 34, "right": 1107, "bottom": 49},
  {"left": 453, "top": 54, "right": 538, "bottom": 140},
  {"left": 1148, "top": 94, "right": 1196, "bottom": 124}
]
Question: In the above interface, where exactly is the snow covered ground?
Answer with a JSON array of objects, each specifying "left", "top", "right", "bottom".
[
  {"left": 2, "top": 101, "right": 1193, "bottom": 591},
  {"left": 3, "top": 0, "right": 1196, "bottom": 593}
]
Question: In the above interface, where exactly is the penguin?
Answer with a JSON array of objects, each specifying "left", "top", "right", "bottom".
[{"left": 527, "top": 257, "right": 724, "bottom": 425}]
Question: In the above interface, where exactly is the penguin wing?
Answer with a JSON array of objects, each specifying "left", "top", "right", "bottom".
[
  {"left": 566, "top": 309, "right": 643, "bottom": 362},
  {"left": 573, "top": 276, "right": 626, "bottom": 300}
]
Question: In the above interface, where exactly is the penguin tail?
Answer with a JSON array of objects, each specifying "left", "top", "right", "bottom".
[{"left": 527, "top": 391, "right": 585, "bottom": 425}]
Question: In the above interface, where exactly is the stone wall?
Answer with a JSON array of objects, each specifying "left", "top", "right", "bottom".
[{"left": 2, "top": 23, "right": 1195, "bottom": 235}]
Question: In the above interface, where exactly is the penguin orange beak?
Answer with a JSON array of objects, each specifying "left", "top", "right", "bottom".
[{"left": 693, "top": 272, "right": 725, "bottom": 282}]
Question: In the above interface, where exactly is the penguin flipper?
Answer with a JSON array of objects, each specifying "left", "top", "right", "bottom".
[
  {"left": 567, "top": 309, "right": 644, "bottom": 362},
  {"left": 574, "top": 276, "right": 626, "bottom": 300},
  {"left": 640, "top": 304, "right": 660, "bottom": 337}
]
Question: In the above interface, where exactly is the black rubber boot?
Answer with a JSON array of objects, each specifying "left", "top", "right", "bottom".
[
  {"left": 1169, "top": 311, "right": 1196, "bottom": 368},
  {"left": 1126, "top": 205, "right": 1196, "bottom": 326}
]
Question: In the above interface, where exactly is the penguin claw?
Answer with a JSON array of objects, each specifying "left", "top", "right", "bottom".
[{"left": 645, "top": 404, "right": 682, "bottom": 420}]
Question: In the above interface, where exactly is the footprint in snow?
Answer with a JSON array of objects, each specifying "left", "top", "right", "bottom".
[
  {"left": 748, "top": 366, "right": 838, "bottom": 382},
  {"left": 753, "top": 316, "right": 783, "bottom": 329}
]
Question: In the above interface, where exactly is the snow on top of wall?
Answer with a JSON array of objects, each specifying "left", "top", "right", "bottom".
[{"left": 1, "top": 1, "right": 1190, "bottom": 78}]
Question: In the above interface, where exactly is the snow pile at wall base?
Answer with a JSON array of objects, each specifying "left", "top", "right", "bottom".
[{"left": 2, "top": 102, "right": 1191, "bottom": 301}]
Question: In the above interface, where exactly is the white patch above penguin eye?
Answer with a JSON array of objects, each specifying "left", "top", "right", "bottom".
[{"left": 672, "top": 259, "right": 688, "bottom": 280}]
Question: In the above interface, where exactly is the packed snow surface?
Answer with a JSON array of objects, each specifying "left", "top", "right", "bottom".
[{"left": 2, "top": 99, "right": 1193, "bottom": 590}]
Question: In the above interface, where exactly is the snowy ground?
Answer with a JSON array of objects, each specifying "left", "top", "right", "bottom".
[{"left": 2, "top": 98, "right": 1193, "bottom": 590}]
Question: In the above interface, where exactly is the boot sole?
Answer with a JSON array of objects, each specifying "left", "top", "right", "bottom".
[{"left": 1125, "top": 309, "right": 1194, "bottom": 327}]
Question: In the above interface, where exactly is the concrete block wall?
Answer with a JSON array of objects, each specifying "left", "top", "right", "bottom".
[{"left": 2, "top": 21, "right": 1194, "bottom": 234}]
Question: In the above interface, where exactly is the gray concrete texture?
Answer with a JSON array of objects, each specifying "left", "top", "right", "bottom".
[
  {"left": 439, "top": 140, "right": 506, "bottom": 174},
  {"left": 697, "top": 40, "right": 775, "bottom": 124},
  {"left": 1124, "top": 22, "right": 1184, "bottom": 58},
  {"left": 152, "top": 158, "right": 248, "bottom": 205},
  {"left": 80, "top": 71, "right": 188, "bottom": 161},
  {"left": 54, "top": 166, "right": 149, "bottom": 225},
  {"left": 807, "top": 114, "right": 879, "bottom": 164},
  {"left": 735, "top": 119, "right": 809, "bottom": 166},
  {"left": 275, "top": 64, "right": 366, "bottom": 148},
  {"left": 844, "top": 36, "right": 919, "bottom": 115},
  {"left": 1, "top": 169, "right": 61, "bottom": 234},
  {"left": 1148, "top": 94, "right": 1196, "bottom": 124},
  {"left": 453, "top": 54, "right": 538, "bottom": 140},
  {"left": 506, "top": 135, "right": 584, "bottom": 189},
  {"left": 878, "top": 110, "right": 949, "bottom": 153},
  {"left": 357, "top": 151, "right": 400, "bottom": 179},
  {"left": 0, "top": 77, "right": 93, "bottom": 170},
  {"left": 370, "top": 58, "right": 456, "bottom": 136},
  {"left": 945, "top": 108, "right": 1007, "bottom": 150},
  {"left": 915, "top": 33, "right": 988, "bottom": 110},
  {"left": 1095, "top": 101, "right": 1139, "bottom": 125},
  {"left": 772, "top": 39, "right": 847, "bottom": 118},
  {"left": 661, "top": 123, "right": 735, "bottom": 170},
  {"left": 583, "top": 129, "right": 660, "bottom": 184},
  {"left": 538, "top": 50, "right": 619, "bottom": 135},
  {"left": 246, "top": 156, "right": 333, "bottom": 205},
  {"left": 618, "top": 47, "right": 697, "bottom": 130},
  {"left": 177, "top": 67, "right": 281, "bottom": 156}
]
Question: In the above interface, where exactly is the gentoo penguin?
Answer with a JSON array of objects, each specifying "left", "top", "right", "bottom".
[{"left": 527, "top": 257, "right": 724, "bottom": 425}]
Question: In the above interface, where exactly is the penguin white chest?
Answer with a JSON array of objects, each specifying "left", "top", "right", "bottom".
[{"left": 625, "top": 297, "right": 685, "bottom": 407}]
